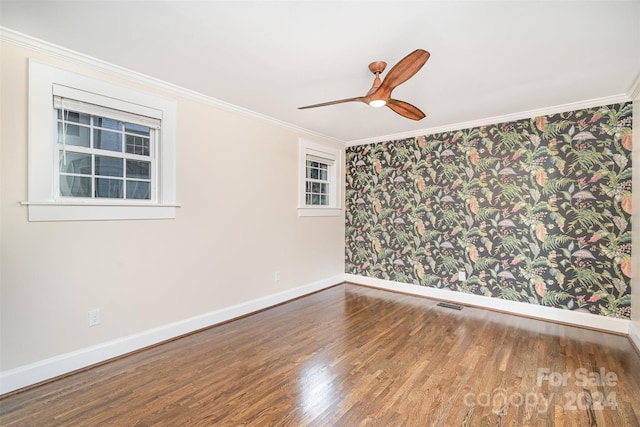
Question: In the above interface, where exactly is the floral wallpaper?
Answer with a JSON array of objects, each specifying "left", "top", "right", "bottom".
[{"left": 345, "top": 103, "right": 632, "bottom": 319}]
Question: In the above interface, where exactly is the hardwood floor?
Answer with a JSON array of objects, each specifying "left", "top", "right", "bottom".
[{"left": 1, "top": 283, "right": 639, "bottom": 426}]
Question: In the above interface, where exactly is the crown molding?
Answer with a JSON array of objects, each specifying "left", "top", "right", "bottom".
[
  {"left": 628, "top": 71, "right": 640, "bottom": 100},
  {"left": 0, "top": 27, "right": 342, "bottom": 144},
  {"left": 3, "top": 26, "right": 635, "bottom": 148},
  {"left": 346, "top": 94, "right": 631, "bottom": 147}
]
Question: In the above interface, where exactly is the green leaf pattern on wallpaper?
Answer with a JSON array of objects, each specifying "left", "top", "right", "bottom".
[{"left": 345, "top": 103, "right": 632, "bottom": 319}]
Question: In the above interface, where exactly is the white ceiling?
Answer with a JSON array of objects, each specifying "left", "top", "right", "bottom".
[{"left": 1, "top": 1, "right": 639, "bottom": 143}]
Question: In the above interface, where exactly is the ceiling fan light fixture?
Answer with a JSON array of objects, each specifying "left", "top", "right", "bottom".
[{"left": 298, "top": 49, "right": 430, "bottom": 120}]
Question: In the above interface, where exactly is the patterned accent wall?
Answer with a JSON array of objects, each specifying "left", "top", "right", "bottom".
[{"left": 345, "top": 103, "right": 632, "bottom": 319}]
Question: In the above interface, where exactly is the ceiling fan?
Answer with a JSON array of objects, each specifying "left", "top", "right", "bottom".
[{"left": 298, "top": 49, "right": 430, "bottom": 120}]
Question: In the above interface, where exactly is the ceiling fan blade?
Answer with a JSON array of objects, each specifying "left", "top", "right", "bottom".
[
  {"left": 375, "top": 49, "right": 430, "bottom": 98},
  {"left": 386, "top": 99, "right": 426, "bottom": 121},
  {"left": 298, "top": 97, "right": 366, "bottom": 109}
]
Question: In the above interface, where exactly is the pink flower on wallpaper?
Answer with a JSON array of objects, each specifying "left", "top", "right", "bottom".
[{"left": 589, "top": 173, "right": 602, "bottom": 183}]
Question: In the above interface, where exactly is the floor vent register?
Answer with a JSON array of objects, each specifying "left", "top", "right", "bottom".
[{"left": 437, "top": 302, "right": 463, "bottom": 310}]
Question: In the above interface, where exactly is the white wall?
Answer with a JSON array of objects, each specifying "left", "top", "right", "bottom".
[{"left": 0, "top": 40, "right": 345, "bottom": 391}]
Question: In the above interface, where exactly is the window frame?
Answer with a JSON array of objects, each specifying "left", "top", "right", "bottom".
[
  {"left": 298, "top": 139, "right": 342, "bottom": 217},
  {"left": 25, "top": 60, "right": 178, "bottom": 221}
]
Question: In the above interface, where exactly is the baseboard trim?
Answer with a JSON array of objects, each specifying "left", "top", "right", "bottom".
[
  {"left": 629, "top": 322, "right": 640, "bottom": 356},
  {"left": 0, "top": 275, "right": 344, "bottom": 395},
  {"left": 345, "top": 274, "right": 629, "bottom": 335}
]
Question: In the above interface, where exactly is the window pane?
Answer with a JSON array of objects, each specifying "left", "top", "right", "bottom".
[
  {"left": 320, "top": 195, "right": 327, "bottom": 205},
  {"left": 312, "top": 194, "right": 320, "bottom": 205},
  {"left": 59, "top": 151, "right": 91, "bottom": 175},
  {"left": 60, "top": 175, "right": 91, "bottom": 197},
  {"left": 57, "top": 110, "right": 90, "bottom": 125},
  {"left": 126, "top": 160, "right": 150, "bottom": 179},
  {"left": 95, "top": 178, "right": 123, "bottom": 198},
  {"left": 319, "top": 167, "right": 328, "bottom": 181},
  {"left": 94, "top": 129, "right": 122, "bottom": 152},
  {"left": 307, "top": 161, "right": 321, "bottom": 179},
  {"left": 126, "top": 181, "right": 150, "bottom": 199},
  {"left": 95, "top": 155, "right": 123, "bottom": 177},
  {"left": 125, "top": 134, "right": 150, "bottom": 156},
  {"left": 93, "top": 117, "right": 122, "bottom": 130},
  {"left": 319, "top": 183, "right": 327, "bottom": 194},
  {"left": 57, "top": 123, "right": 90, "bottom": 147},
  {"left": 306, "top": 194, "right": 312, "bottom": 205},
  {"left": 125, "top": 123, "right": 150, "bottom": 136},
  {"left": 306, "top": 159, "right": 329, "bottom": 181}
]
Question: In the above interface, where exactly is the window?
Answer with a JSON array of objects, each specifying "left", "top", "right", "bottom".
[
  {"left": 305, "top": 159, "right": 330, "bottom": 206},
  {"left": 55, "top": 98, "right": 157, "bottom": 201},
  {"left": 26, "top": 60, "right": 178, "bottom": 221},
  {"left": 298, "top": 139, "right": 342, "bottom": 217}
]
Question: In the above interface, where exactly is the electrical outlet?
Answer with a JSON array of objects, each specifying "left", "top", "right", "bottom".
[
  {"left": 275, "top": 271, "right": 281, "bottom": 282},
  {"left": 458, "top": 271, "right": 466, "bottom": 281},
  {"left": 88, "top": 309, "right": 101, "bottom": 327}
]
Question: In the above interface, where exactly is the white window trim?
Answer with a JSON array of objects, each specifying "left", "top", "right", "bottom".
[
  {"left": 25, "top": 60, "right": 178, "bottom": 221},
  {"left": 298, "top": 139, "right": 343, "bottom": 217}
]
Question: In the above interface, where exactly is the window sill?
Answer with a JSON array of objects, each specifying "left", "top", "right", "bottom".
[
  {"left": 22, "top": 201, "right": 180, "bottom": 221},
  {"left": 297, "top": 207, "right": 343, "bottom": 217}
]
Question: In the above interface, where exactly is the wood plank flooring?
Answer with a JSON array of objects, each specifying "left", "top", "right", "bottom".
[{"left": 1, "top": 283, "right": 639, "bottom": 426}]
